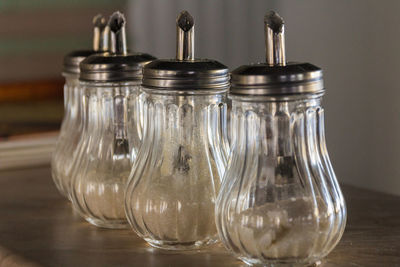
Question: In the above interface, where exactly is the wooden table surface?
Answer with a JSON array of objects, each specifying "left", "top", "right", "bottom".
[{"left": 0, "top": 166, "right": 399, "bottom": 267}]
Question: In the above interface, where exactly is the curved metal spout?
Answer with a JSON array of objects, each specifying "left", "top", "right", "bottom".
[
  {"left": 264, "top": 11, "right": 286, "bottom": 66},
  {"left": 176, "top": 11, "right": 194, "bottom": 61},
  {"left": 92, "top": 14, "right": 106, "bottom": 51},
  {"left": 108, "top": 11, "right": 128, "bottom": 55}
]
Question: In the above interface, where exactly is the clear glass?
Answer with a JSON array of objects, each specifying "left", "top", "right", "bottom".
[
  {"left": 216, "top": 95, "right": 347, "bottom": 266},
  {"left": 70, "top": 81, "right": 142, "bottom": 229},
  {"left": 51, "top": 74, "right": 82, "bottom": 200},
  {"left": 125, "top": 89, "right": 229, "bottom": 250}
]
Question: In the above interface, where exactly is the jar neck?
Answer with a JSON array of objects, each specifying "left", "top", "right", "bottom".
[
  {"left": 80, "top": 80, "right": 140, "bottom": 89},
  {"left": 144, "top": 91, "right": 226, "bottom": 105},
  {"left": 82, "top": 83, "right": 141, "bottom": 145},
  {"left": 64, "top": 73, "right": 80, "bottom": 87},
  {"left": 230, "top": 95, "right": 324, "bottom": 158},
  {"left": 142, "top": 86, "right": 228, "bottom": 96},
  {"left": 63, "top": 74, "right": 81, "bottom": 121},
  {"left": 231, "top": 94, "right": 321, "bottom": 113}
]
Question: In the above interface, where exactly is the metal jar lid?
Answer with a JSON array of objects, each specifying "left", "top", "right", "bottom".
[
  {"left": 79, "top": 12, "right": 156, "bottom": 83},
  {"left": 230, "top": 11, "right": 324, "bottom": 96},
  {"left": 142, "top": 11, "right": 229, "bottom": 91},
  {"left": 63, "top": 14, "right": 108, "bottom": 75},
  {"left": 80, "top": 52, "right": 156, "bottom": 82}
]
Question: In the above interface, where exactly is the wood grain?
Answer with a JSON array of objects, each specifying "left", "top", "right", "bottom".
[{"left": 0, "top": 166, "right": 399, "bottom": 267}]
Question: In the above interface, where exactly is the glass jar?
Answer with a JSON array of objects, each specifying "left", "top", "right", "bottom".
[
  {"left": 215, "top": 11, "right": 346, "bottom": 266},
  {"left": 70, "top": 81, "right": 142, "bottom": 228},
  {"left": 51, "top": 73, "right": 81, "bottom": 199},
  {"left": 216, "top": 94, "right": 346, "bottom": 266},
  {"left": 69, "top": 11, "right": 156, "bottom": 228},
  {"left": 51, "top": 15, "right": 107, "bottom": 200},
  {"left": 125, "top": 11, "right": 230, "bottom": 250},
  {"left": 125, "top": 89, "right": 229, "bottom": 249}
]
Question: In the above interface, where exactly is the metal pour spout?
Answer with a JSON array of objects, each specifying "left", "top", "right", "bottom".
[
  {"left": 92, "top": 14, "right": 107, "bottom": 52},
  {"left": 108, "top": 11, "right": 128, "bottom": 55},
  {"left": 100, "top": 25, "right": 110, "bottom": 52},
  {"left": 264, "top": 11, "right": 286, "bottom": 66},
  {"left": 176, "top": 11, "right": 194, "bottom": 61}
]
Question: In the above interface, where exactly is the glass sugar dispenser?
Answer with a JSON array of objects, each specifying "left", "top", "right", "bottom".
[
  {"left": 215, "top": 11, "right": 347, "bottom": 266},
  {"left": 125, "top": 11, "right": 230, "bottom": 250},
  {"left": 70, "top": 12, "right": 156, "bottom": 229},
  {"left": 51, "top": 14, "right": 108, "bottom": 200}
]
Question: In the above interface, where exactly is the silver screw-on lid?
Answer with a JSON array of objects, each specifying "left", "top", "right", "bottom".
[
  {"left": 63, "top": 14, "right": 108, "bottom": 75},
  {"left": 79, "top": 12, "right": 156, "bottom": 83},
  {"left": 142, "top": 11, "right": 229, "bottom": 91},
  {"left": 230, "top": 11, "right": 324, "bottom": 96}
]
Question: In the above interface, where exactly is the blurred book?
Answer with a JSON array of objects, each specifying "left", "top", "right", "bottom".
[
  {"left": 0, "top": 79, "right": 64, "bottom": 138},
  {"left": 0, "top": 131, "right": 57, "bottom": 170},
  {"left": 0, "top": 79, "right": 62, "bottom": 170}
]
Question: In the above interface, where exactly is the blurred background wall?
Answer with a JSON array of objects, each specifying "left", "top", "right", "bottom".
[
  {"left": 0, "top": 0, "right": 126, "bottom": 82},
  {"left": 1, "top": 0, "right": 400, "bottom": 195}
]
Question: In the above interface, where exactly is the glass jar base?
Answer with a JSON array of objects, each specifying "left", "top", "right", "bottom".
[
  {"left": 85, "top": 217, "right": 130, "bottom": 229},
  {"left": 144, "top": 238, "right": 218, "bottom": 251},
  {"left": 240, "top": 257, "right": 322, "bottom": 267}
]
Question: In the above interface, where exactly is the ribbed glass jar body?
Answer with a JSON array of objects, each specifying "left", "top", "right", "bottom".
[
  {"left": 216, "top": 94, "right": 346, "bottom": 266},
  {"left": 125, "top": 88, "right": 229, "bottom": 250},
  {"left": 70, "top": 81, "right": 142, "bottom": 229},
  {"left": 51, "top": 74, "right": 82, "bottom": 200}
]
